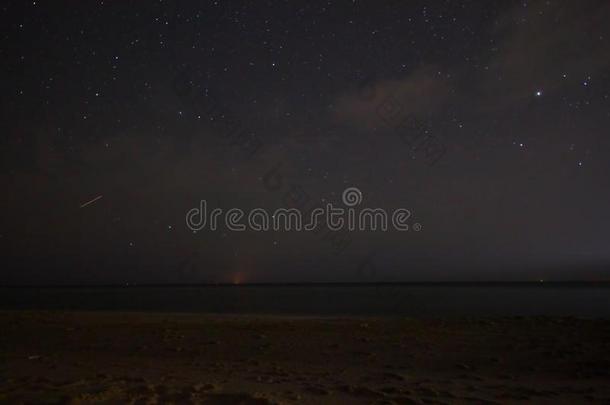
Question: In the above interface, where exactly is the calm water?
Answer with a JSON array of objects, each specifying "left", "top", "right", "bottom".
[{"left": 1, "top": 284, "right": 609, "bottom": 318}]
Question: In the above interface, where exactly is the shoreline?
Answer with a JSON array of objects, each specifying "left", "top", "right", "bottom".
[{"left": 2, "top": 308, "right": 610, "bottom": 320}]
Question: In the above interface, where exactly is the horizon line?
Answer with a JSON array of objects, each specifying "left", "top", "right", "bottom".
[{"left": 2, "top": 280, "right": 610, "bottom": 288}]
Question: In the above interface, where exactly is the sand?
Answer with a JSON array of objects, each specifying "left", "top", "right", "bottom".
[{"left": 1, "top": 311, "right": 609, "bottom": 404}]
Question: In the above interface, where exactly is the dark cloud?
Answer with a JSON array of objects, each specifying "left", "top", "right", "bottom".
[{"left": 334, "top": 67, "right": 452, "bottom": 129}]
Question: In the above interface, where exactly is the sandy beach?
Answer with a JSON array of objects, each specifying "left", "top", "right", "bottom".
[{"left": 1, "top": 311, "right": 609, "bottom": 404}]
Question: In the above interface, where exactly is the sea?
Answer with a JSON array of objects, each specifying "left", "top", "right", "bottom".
[{"left": 1, "top": 283, "right": 609, "bottom": 318}]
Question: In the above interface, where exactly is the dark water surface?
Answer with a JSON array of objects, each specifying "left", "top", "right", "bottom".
[{"left": 1, "top": 284, "right": 609, "bottom": 317}]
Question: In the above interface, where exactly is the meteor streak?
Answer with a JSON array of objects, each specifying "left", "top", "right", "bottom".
[{"left": 79, "top": 195, "right": 103, "bottom": 208}]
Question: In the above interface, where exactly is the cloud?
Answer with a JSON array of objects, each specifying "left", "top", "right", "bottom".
[
  {"left": 477, "top": 0, "right": 610, "bottom": 108},
  {"left": 335, "top": 1, "right": 610, "bottom": 125},
  {"left": 333, "top": 67, "right": 452, "bottom": 129}
]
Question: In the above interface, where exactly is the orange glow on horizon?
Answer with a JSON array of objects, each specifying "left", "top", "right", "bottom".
[{"left": 232, "top": 272, "right": 246, "bottom": 285}]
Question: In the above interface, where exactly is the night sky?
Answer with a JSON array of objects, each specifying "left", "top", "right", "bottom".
[{"left": 2, "top": 1, "right": 610, "bottom": 284}]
